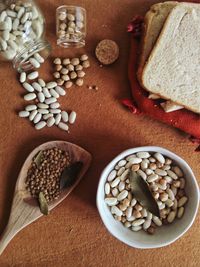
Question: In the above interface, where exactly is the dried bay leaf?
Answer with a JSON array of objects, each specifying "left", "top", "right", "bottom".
[
  {"left": 38, "top": 192, "right": 49, "bottom": 215},
  {"left": 34, "top": 150, "right": 43, "bottom": 168},
  {"left": 129, "top": 170, "right": 160, "bottom": 217},
  {"left": 60, "top": 161, "right": 83, "bottom": 190}
]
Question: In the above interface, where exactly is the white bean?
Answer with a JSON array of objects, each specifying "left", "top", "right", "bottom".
[
  {"left": 43, "top": 113, "right": 53, "bottom": 120},
  {"left": 46, "top": 81, "right": 57, "bottom": 89},
  {"left": 105, "top": 183, "right": 110, "bottom": 195},
  {"left": 177, "top": 207, "right": 184, "bottom": 218},
  {"left": 55, "top": 113, "right": 61, "bottom": 125},
  {"left": 136, "top": 152, "right": 150, "bottom": 158},
  {"left": 27, "top": 71, "right": 39, "bottom": 80},
  {"left": 132, "top": 226, "right": 142, "bottom": 232},
  {"left": 25, "top": 104, "right": 37, "bottom": 111},
  {"left": 29, "top": 58, "right": 40, "bottom": 69},
  {"left": 125, "top": 207, "right": 133, "bottom": 218},
  {"left": 5, "top": 17, "right": 12, "bottom": 31},
  {"left": 145, "top": 169, "right": 153, "bottom": 175},
  {"left": 141, "top": 208, "right": 148, "bottom": 217},
  {"left": 35, "top": 121, "right": 46, "bottom": 130},
  {"left": 24, "top": 93, "right": 36, "bottom": 101},
  {"left": 61, "top": 111, "right": 68, "bottom": 122},
  {"left": 12, "top": 18, "right": 19, "bottom": 30},
  {"left": 118, "top": 159, "right": 127, "bottom": 167},
  {"left": 117, "top": 167, "right": 125, "bottom": 176},
  {"left": 111, "top": 206, "right": 122, "bottom": 216},
  {"left": 137, "top": 169, "right": 147, "bottom": 180},
  {"left": 118, "top": 181, "right": 125, "bottom": 192},
  {"left": 32, "top": 82, "right": 42, "bottom": 92},
  {"left": 105, "top": 197, "right": 118, "bottom": 206},
  {"left": 19, "top": 72, "right": 26, "bottom": 83},
  {"left": 69, "top": 111, "right": 77, "bottom": 124},
  {"left": 50, "top": 88, "right": 59, "bottom": 98},
  {"left": 152, "top": 216, "right": 162, "bottom": 226},
  {"left": 50, "top": 102, "right": 60, "bottom": 109},
  {"left": 45, "top": 97, "right": 57, "bottom": 104},
  {"left": 128, "top": 157, "right": 142, "bottom": 164},
  {"left": 49, "top": 109, "right": 61, "bottom": 114},
  {"left": 155, "top": 169, "right": 167, "bottom": 176},
  {"left": 37, "top": 92, "right": 45, "bottom": 103},
  {"left": 38, "top": 78, "right": 46, "bottom": 87},
  {"left": 29, "top": 110, "right": 38, "bottom": 121},
  {"left": 7, "top": 10, "right": 17, "bottom": 18},
  {"left": 18, "top": 110, "right": 29, "bottom": 117},
  {"left": 23, "top": 82, "right": 34, "bottom": 92},
  {"left": 38, "top": 108, "right": 49, "bottom": 114},
  {"left": 127, "top": 216, "right": 136, "bottom": 222},
  {"left": 173, "top": 166, "right": 183, "bottom": 177},
  {"left": 17, "top": 7, "right": 25, "bottom": 19},
  {"left": 167, "top": 211, "right": 176, "bottom": 223},
  {"left": 34, "top": 52, "right": 44, "bottom": 63},
  {"left": 165, "top": 199, "right": 174, "bottom": 207},
  {"left": 166, "top": 188, "right": 175, "bottom": 201},
  {"left": 43, "top": 88, "right": 51, "bottom": 98},
  {"left": 58, "top": 122, "right": 69, "bottom": 131},
  {"left": 33, "top": 113, "right": 42, "bottom": 124},
  {"left": 143, "top": 219, "right": 151, "bottom": 230},
  {"left": 111, "top": 177, "right": 120, "bottom": 188},
  {"left": 37, "top": 103, "right": 48, "bottom": 109},
  {"left": 2, "top": 30, "right": 10, "bottom": 41},
  {"left": 132, "top": 219, "right": 145, "bottom": 227},
  {"left": 167, "top": 170, "right": 178, "bottom": 180},
  {"left": 147, "top": 174, "right": 159, "bottom": 183},
  {"left": 55, "top": 86, "right": 66, "bottom": 96},
  {"left": 0, "top": 11, "right": 7, "bottom": 22},
  {"left": 21, "top": 12, "right": 29, "bottom": 24},
  {"left": 178, "top": 196, "right": 188, "bottom": 207},
  {"left": 120, "top": 169, "right": 129, "bottom": 181},
  {"left": 126, "top": 154, "right": 136, "bottom": 161},
  {"left": 47, "top": 116, "right": 55, "bottom": 127},
  {"left": 117, "top": 190, "right": 128, "bottom": 201},
  {"left": 131, "top": 198, "right": 137, "bottom": 207},
  {"left": 154, "top": 152, "right": 165, "bottom": 164},
  {"left": 107, "top": 170, "right": 117, "bottom": 182}
]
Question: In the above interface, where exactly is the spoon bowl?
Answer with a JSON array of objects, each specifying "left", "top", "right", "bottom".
[{"left": 0, "top": 140, "right": 92, "bottom": 255}]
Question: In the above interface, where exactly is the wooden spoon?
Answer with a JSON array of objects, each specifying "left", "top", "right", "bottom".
[{"left": 0, "top": 141, "right": 92, "bottom": 255}]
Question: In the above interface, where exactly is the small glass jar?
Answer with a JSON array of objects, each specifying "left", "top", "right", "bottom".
[
  {"left": 56, "top": 5, "right": 86, "bottom": 48},
  {"left": 0, "top": 0, "right": 51, "bottom": 72}
]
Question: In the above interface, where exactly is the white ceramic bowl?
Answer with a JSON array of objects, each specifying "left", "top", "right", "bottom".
[{"left": 96, "top": 146, "right": 199, "bottom": 249}]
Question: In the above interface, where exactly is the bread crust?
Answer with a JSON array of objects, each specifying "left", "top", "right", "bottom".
[
  {"left": 137, "top": 1, "right": 177, "bottom": 83},
  {"left": 141, "top": 2, "right": 200, "bottom": 114}
]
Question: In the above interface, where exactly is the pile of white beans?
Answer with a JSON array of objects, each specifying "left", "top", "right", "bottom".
[
  {"left": 0, "top": 1, "right": 44, "bottom": 60},
  {"left": 104, "top": 152, "right": 188, "bottom": 234},
  {"left": 18, "top": 52, "right": 77, "bottom": 131}
]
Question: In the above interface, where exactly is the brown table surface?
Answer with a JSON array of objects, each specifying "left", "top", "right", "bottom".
[{"left": 0, "top": 0, "right": 200, "bottom": 266}]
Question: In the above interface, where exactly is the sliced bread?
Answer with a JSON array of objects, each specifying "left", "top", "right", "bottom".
[
  {"left": 137, "top": 1, "right": 177, "bottom": 80},
  {"left": 142, "top": 3, "right": 200, "bottom": 114}
]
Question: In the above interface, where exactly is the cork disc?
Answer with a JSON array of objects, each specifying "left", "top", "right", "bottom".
[{"left": 95, "top": 39, "right": 119, "bottom": 65}]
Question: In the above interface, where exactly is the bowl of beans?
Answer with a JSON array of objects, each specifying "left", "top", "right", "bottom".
[{"left": 96, "top": 146, "right": 199, "bottom": 249}]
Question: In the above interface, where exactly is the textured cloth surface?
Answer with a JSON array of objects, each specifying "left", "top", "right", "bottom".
[{"left": 0, "top": 1, "right": 199, "bottom": 267}]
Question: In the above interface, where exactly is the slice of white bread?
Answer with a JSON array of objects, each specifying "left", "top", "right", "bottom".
[
  {"left": 142, "top": 3, "right": 200, "bottom": 114},
  {"left": 137, "top": 1, "right": 177, "bottom": 80}
]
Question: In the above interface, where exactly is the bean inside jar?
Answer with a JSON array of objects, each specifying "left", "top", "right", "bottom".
[
  {"left": 104, "top": 152, "right": 188, "bottom": 235},
  {"left": 56, "top": 6, "right": 86, "bottom": 48}
]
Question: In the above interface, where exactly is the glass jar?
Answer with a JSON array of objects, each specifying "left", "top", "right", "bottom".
[
  {"left": 56, "top": 5, "right": 86, "bottom": 48},
  {"left": 0, "top": 0, "right": 51, "bottom": 72}
]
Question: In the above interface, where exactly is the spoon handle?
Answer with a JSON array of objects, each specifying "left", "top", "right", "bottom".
[{"left": 0, "top": 192, "right": 40, "bottom": 255}]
